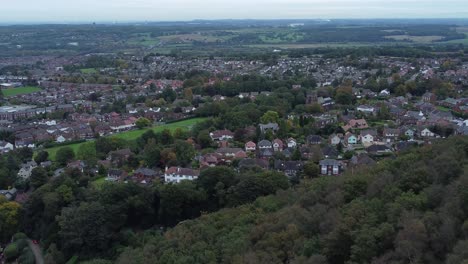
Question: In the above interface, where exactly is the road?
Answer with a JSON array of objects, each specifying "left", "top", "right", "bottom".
[{"left": 27, "top": 240, "right": 44, "bottom": 264}]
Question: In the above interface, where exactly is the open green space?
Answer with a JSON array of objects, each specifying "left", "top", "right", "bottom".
[
  {"left": 437, "top": 106, "right": 451, "bottom": 112},
  {"left": 45, "top": 142, "right": 82, "bottom": 161},
  {"left": 1, "top": 86, "right": 41, "bottom": 97},
  {"left": 91, "top": 177, "right": 108, "bottom": 190},
  {"left": 80, "top": 68, "right": 98, "bottom": 74},
  {"left": 111, "top": 117, "right": 206, "bottom": 141},
  {"left": 43, "top": 117, "right": 208, "bottom": 160}
]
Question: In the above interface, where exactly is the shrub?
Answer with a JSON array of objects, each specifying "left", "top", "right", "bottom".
[{"left": 4, "top": 242, "right": 19, "bottom": 261}]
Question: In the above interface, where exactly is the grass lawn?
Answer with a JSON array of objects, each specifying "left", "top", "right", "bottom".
[
  {"left": 111, "top": 117, "right": 207, "bottom": 141},
  {"left": 46, "top": 143, "right": 83, "bottom": 161},
  {"left": 91, "top": 177, "right": 108, "bottom": 189},
  {"left": 44, "top": 117, "right": 208, "bottom": 160},
  {"left": 437, "top": 106, "right": 451, "bottom": 112},
  {"left": 1, "top": 86, "right": 41, "bottom": 97},
  {"left": 80, "top": 68, "right": 98, "bottom": 74}
]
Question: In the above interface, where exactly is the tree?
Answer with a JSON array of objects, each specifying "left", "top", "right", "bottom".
[
  {"left": 56, "top": 147, "right": 75, "bottom": 166},
  {"left": 135, "top": 117, "right": 151, "bottom": 129},
  {"left": 159, "top": 129, "right": 174, "bottom": 145},
  {"left": 196, "top": 130, "right": 212, "bottom": 149},
  {"left": 260, "top": 111, "right": 280, "bottom": 124},
  {"left": 57, "top": 202, "right": 113, "bottom": 257},
  {"left": 174, "top": 140, "right": 196, "bottom": 167},
  {"left": 0, "top": 197, "right": 21, "bottom": 242},
  {"left": 30, "top": 167, "right": 49, "bottom": 189},
  {"left": 143, "top": 139, "right": 161, "bottom": 168},
  {"left": 159, "top": 181, "right": 207, "bottom": 226},
  {"left": 44, "top": 243, "right": 65, "bottom": 264},
  {"left": 292, "top": 148, "right": 302, "bottom": 161},
  {"left": 34, "top": 150, "right": 49, "bottom": 164},
  {"left": 15, "top": 147, "right": 33, "bottom": 163},
  {"left": 77, "top": 142, "right": 97, "bottom": 166},
  {"left": 160, "top": 148, "right": 177, "bottom": 167},
  {"left": 197, "top": 167, "right": 238, "bottom": 210},
  {"left": 335, "top": 85, "right": 354, "bottom": 105},
  {"left": 303, "top": 161, "right": 319, "bottom": 178}
]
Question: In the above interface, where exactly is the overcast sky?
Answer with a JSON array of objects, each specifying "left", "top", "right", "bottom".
[{"left": 1, "top": 0, "right": 467, "bottom": 23}]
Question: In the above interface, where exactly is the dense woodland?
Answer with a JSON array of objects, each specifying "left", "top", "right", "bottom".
[{"left": 102, "top": 137, "right": 468, "bottom": 264}]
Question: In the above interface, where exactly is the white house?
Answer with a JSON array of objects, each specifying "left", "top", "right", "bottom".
[
  {"left": 17, "top": 161, "right": 37, "bottom": 180},
  {"left": 164, "top": 167, "right": 200, "bottom": 183},
  {"left": 329, "top": 134, "right": 341, "bottom": 146},
  {"left": 287, "top": 138, "right": 297, "bottom": 148},
  {"left": 360, "top": 130, "right": 378, "bottom": 145},
  {"left": 0, "top": 141, "right": 14, "bottom": 153},
  {"left": 421, "top": 128, "right": 435, "bottom": 137},
  {"left": 56, "top": 135, "right": 66, "bottom": 143},
  {"left": 379, "top": 89, "right": 391, "bottom": 97},
  {"left": 357, "top": 105, "right": 375, "bottom": 114}
]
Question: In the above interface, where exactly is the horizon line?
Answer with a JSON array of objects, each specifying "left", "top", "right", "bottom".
[{"left": 1, "top": 17, "right": 468, "bottom": 26}]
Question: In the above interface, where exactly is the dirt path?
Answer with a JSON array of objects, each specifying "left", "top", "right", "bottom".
[{"left": 27, "top": 240, "right": 44, "bottom": 264}]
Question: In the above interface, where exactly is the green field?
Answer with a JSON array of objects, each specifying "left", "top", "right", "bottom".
[
  {"left": 46, "top": 142, "right": 83, "bottom": 161},
  {"left": 80, "top": 68, "right": 98, "bottom": 74},
  {"left": 111, "top": 117, "right": 206, "bottom": 140},
  {"left": 44, "top": 117, "right": 207, "bottom": 160},
  {"left": 1, "top": 86, "right": 41, "bottom": 97}
]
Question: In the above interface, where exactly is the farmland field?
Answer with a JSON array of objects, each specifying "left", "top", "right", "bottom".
[
  {"left": 1, "top": 86, "right": 41, "bottom": 97},
  {"left": 44, "top": 117, "right": 208, "bottom": 160},
  {"left": 384, "top": 35, "right": 444, "bottom": 43}
]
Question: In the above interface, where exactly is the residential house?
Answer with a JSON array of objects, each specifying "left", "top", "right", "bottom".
[
  {"left": 422, "top": 92, "right": 436, "bottom": 103},
  {"left": 329, "top": 134, "right": 342, "bottom": 146},
  {"left": 286, "top": 138, "right": 297, "bottom": 148},
  {"left": 259, "top": 123, "right": 279, "bottom": 134},
  {"left": 319, "top": 159, "right": 343, "bottom": 175},
  {"left": 342, "top": 119, "right": 369, "bottom": 131},
  {"left": 366, "top": 144, "right": 392, "bottom": 155},
  {"left": 383, "top": 128, "right": 400, "bottom": 143},
  {"left": 379, "top": 89, "right": 391, "bottom": 97},
  {"left": 357, "top": 105, "right": 375, "bottom": 114},
  {"left": 322, "top": 146, "right": 340, "bottom": 159},
  {"left": 274, "top": 160, "right": 304, "bottom": 178},
  {"left": 106, "top": 169, "right": 127, "bottom": 182},
  {"left": 401, "top": 127, "right": 416, "bottom": 139},
  {"left": 108, "top": 149, "right": 134, "bottom": 166},
  {"left": 258, "top": 140, "right": 273, "bottom": 150},
  {"left": 209, "top": 129, "right": 234, "bottom": 141},
  {"left": 132, "top": 168, "right": 160, "bottom": 184},
  {"left": 0, "top": 188, "right": 17, "bottom": 201},
  {"left": 350, "top": 154, "right": 375, "bottom": 167},
  {"left": 215, "top": 148, "right": 247, "bottom": 161},
  {"left": 200, "top": 153, "right": 220, "bottom": 168},
  {"left": 245, "top": 141, "right": 256, "bottom": 152},
  {"left": 272, "top": 139, "right": 284, "bottom": 152},
  {"left": 344, "top": 132, "right": 358, "bottom": 145},
  {"left": 0, "top": 140, "right": 14, "bottom": 153},
  {"left": 238, "top": 158, "right": 269, "bottom": 171},
  {"left": 164, "top": 167, "right": 200, "bottom": 183},
  {"left": 17, "top": 161, "right": 37, "bottom": 180},
  {"left": 360, "top": 129, "right": 378, "bottom": 145},
  {"left": 67, "top": 160, "right": 86, "bottom": 172},
  {"left": 421, "top": 128, "right": 436, "bottom": 137},
  {"left": 306, "top": 135, "right": 322, "bottom": 145}
]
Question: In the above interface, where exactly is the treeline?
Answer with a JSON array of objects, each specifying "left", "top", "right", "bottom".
[
  {"left": 96, "top": 136, "right": 468, "bottom": 264},
  {"left": 20, "top": 166, "right": 289, "bottom": 261}
]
